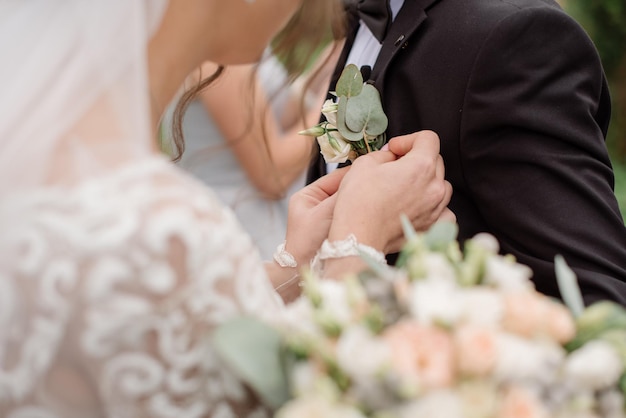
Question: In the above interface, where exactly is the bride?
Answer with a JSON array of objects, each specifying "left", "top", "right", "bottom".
[{"left": 0, "top": 0, "right": 453, "bottom": 416}]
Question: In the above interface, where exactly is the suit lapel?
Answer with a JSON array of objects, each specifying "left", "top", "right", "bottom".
[{"left": 370, "top": 0, "right": 441, "bottom": 93}]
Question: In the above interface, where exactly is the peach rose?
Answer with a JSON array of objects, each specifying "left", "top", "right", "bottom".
[
  {"left": 383, "top": 320, "right": 455, "bottom": 389},
  {"left": 392, "top": 273, "right": 412, "bottom": 307},
  {"left": 542, "top": 301, "right": 576, "bottom": 344},
  {"left": 455, "top": 325, "right": 498, "bottom": 377},
  {"left": 502, "top": 291, "right": 546, "bottom": 337},
  {"left": 497, "top": 386, "right": 549, "bottom": 418}
]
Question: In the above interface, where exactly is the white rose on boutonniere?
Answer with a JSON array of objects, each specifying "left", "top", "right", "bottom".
[
  {"left": 321, "top": 99, "right": 338, "bottom": 126},
  {"left": 317, "top": 127, "right": 356, "bottom": 164},
  {"left": 299, "top": 64, "right": 388, "bottom": 164}
]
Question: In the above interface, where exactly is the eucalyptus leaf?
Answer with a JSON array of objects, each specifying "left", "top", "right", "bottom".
[
  {"left": 344, "top": 84, "right": 388, "bottom": 137},
  {"left": 401, "top": 213, "right": 418, "bottom": 241},
  {"left": 353, "top": 139, "right": 368, "bottom": 150},
  {"left": 368, "top": 133, "right": 387, "bottom": 151},
  {"left": 359, "top": 249, "right": 395, "bottom": 279},
  {"left": 555, "top": 255, "right": 584, "bottom": 318},
  {"left": 336, "top": 96, "right": 365, "bottom": 141},
  {"left": 213, "top": 316, "right": 290, "bottom": 410},
  {"left": 424, "top": 221, "right": 459, "bottom": 251},
  {"left": 396, "top": 215, "right": 420, "bottom": 269},
  {"left": 335, "top": 64, "right": 363, "bottom": 98}
]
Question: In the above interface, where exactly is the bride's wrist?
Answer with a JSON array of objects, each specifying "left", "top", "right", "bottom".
[
  {"left": 265, "top": 260, "right": 301, "bottom": 303},
  {"left": 278, "top": 235, "right": 317, "bottom": 268}
]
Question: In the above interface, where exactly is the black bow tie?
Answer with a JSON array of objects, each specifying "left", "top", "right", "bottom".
[{"left": 344, "top": 0, "right": 392, "bottom": 43}]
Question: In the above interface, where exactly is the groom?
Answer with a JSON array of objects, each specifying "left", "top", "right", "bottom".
[{"left": 307, "top": 0, "right": 626, "bottom": 305}]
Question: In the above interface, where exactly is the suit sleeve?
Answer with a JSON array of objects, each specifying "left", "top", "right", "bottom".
[{"left": 459, "top": 6, "right": 626, "bottom": 305}]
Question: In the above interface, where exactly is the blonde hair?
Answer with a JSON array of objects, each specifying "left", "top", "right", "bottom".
[{"left": 169, "top": 0, "right": 346, "bottom": 161}]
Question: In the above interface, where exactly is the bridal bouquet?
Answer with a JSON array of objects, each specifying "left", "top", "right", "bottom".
[
  {"left": 214, "top": 222, "right": 626, "bottom": 418},
  {"left": 299, "top": 64, "right": 388, "bottom": 164}
]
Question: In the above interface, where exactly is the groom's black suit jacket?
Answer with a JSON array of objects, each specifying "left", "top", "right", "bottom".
[{"left": 307, "top": 0, "right": 626, "bottom": 305}]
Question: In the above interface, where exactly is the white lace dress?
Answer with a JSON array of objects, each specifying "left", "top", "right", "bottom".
[{"left": 0, "top": 155, "right": 284, "bottom": 418}]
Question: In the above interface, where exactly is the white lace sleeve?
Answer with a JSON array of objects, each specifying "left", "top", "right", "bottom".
[{"left": 0, "top": 157, "right": 285, "bottom": 418}]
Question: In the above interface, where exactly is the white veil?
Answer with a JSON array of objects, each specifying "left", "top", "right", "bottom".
[{"left": 0, "top": 0, "right": 168, "bottom": 198}]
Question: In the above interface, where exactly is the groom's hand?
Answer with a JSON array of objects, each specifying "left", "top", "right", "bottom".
[
  {"left": 388, "top": 131, "right": 456, "bottom": 228},
  {"left": 329, "top": 130, "right": 453, "bottom": 254}
]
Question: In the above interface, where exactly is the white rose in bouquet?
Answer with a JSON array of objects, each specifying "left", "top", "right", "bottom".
[
  {"left": 484, "top": 255, "right": 534, "bottom": 292},
  {"left": 276, "top": 396, "right": 366, "bottom": 418},
  {"left": 458, "top": 288, "right": 504, "bottom": 327},
  {"left": 563, "top": 340, "right": 624, "bottom": 391},
  {"left": 397, "top": 390, "right": 464, "bottom": 418},
  {"left": 409, "top": 278, "right": 462, "bottom": 326},
  {"left": 494, "top": 333, "right": 565, "bottom": 385},
  {"left": 336, "top": 325, "right": 391, "bottom": 380}
]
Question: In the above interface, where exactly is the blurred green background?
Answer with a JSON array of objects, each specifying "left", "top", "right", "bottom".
[{"left": 561, "top": 0, "right": 626, "bottom": 220}]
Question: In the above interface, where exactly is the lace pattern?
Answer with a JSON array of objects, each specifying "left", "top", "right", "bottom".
[{"left": 0, "top": 156, "right": 284, "bottom": 418}]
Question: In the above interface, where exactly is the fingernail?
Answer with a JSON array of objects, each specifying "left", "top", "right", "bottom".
[{"left": 381, "top": 144, "right": 389, "bottom": 151}]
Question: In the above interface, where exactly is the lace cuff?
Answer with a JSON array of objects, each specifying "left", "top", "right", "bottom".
[
  {"left": 273, "top": 241, "right": 297, "bottom": 268},
  {"left": 310, "top": 234, "right": 386, "bottom": 275}
]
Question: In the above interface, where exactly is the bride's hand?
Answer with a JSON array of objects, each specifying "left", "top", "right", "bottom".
[{"left": 283, "top": 167, "right": 349, "bottom": 265}]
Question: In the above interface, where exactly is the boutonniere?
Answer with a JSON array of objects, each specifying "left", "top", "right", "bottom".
[{"left": 299, "top": 64, "right": 388, "bottom": 164}]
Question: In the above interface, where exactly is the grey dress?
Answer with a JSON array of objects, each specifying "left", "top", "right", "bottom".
[{"left": 165, "top": 57, "right": 305, "bottom": 260}]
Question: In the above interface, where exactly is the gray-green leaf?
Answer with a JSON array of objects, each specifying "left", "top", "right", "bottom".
[
  {"left": 213, "top": 316, "right": 290, "bottom": 410},
  {"left": 344, "top": 84, "right": 388, "bottom": 137},
  {"left": 555, "top": 255, "right": 584, "bottom": 318},
  {"left": 336, "top": 96, "right": 366, "bottom": 141},
  {"left": 401, "top": 213, "right": 418, "bottom": 241},
  {"left": 424, "top": 221, "right": 459, "bottom": 251},
  {"left": 335, "top": 64, "right": 363, "bottom": 98}
]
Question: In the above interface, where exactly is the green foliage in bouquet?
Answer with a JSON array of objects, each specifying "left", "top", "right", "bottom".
[
  {"left": 213, "top": 316, "right": 291, "bottom": 409},
  {"left": 214, "top": 221, "right": 626, "bottom": 417},
  {"left": 554, "top": 255, "right": 626, "bottom": 392}
]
